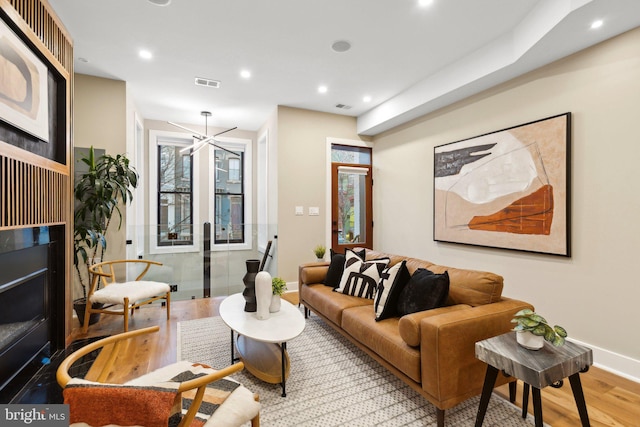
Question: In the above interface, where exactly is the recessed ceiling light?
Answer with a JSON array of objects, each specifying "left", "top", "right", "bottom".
[
  {"left": 139, "top": 49, "right": 153, "bottom": 60},
  {"left": 318, "top": 85, "right": 328, "bottom": 94},
  {"left": 418, "top": 0, "right": 434, "bottom": 7},
  {"left": 591, "top": 19, "right": 603, "bottom": 29},
  {"left": 240, "top": 69, "right": 251, "bottom": 79},
  {"left": 147, "top": 0, "right": 171, "bottom": 6},
  {"left": 363, "top": 95, "right": 372, "bottom": 103},
  {"left": 331, "top": 40, "right": 352, "bottom": 53},
  {"left": 78, "top": 57, "right": 89, "bottom": 63}
]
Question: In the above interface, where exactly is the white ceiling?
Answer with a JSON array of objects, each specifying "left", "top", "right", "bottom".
[{"left": 48, "top": 0, "right": 640, "bottom": 136}]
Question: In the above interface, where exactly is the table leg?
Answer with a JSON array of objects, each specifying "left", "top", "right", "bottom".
[
  {"left": 522, "top": 383, "right": 530, "bottom": 419},
  {"left": 230, "top": 330, "right": 235, "bottom": 365},
  {"left": 474, "top": 365, "right": 499, "bottom": 427},
  {"left": 281, "top": 342, "right": 287, "bottom": 397},
  {"left": 568, "top": 373, "right": 590, "bottom": 426},
  {"left": 532, "top": 387, "right": 543, "bottom": 427}
]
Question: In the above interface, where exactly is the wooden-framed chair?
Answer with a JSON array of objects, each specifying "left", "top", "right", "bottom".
[
  {"left": 57, "top": 326, "right": 260, "bottom": 427},
  {"left": 83, "top": 259, "right": 170, "bottom": 333}
]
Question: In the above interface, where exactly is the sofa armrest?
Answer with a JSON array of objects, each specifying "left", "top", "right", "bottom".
[
  {"left": 419, "top": 298, "right": 534, "bottom": 407},
  {"left": 399, "top": 304, "right": 471, "bottom": 347},
  {"left": 298, "top": 262, "right": 330, "bottom": 286}
]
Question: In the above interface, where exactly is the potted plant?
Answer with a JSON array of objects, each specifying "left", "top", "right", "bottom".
[
  {"left": 511, "top": 308, "right": 567, "bottom": 350},
  {"left": 313, "top": 244, "right": 326, "bottom": 261},
  {"left": 73, "top": 146, "right": 138, "bottom": 325},
  {"left": 269, "top": 276, "right": 287, "bottom": 313}
]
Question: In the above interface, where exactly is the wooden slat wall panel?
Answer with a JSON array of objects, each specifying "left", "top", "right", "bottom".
[
  {"left": 0, "top": 154, "right": 67, "bottom": 229},
  {"left": 6, "top": 0, "right": 73, "bottom": 73}
]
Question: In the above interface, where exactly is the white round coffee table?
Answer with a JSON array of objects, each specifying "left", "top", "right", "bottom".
[{"left": 219, "top": 293, "right": 305, "bottom": 397}]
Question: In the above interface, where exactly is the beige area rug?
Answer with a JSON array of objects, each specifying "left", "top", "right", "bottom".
[{"left": 177, "top": 311, "right": 540, "bottom": 427}]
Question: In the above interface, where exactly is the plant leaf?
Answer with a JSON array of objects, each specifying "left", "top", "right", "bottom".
[{"left": 554, "top": 325, "right": 568, "bottom": 338}]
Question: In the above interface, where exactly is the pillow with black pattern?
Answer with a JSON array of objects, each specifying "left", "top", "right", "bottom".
[
  {"left": 374, "top": 260, "right": 410, "bottom": 321},
  {"left": 335, "top": 249, "right": 389, "bottom": 299},
  {"left": 323, "top": 248, "right": 365, "bottom": 288},
  {"left": 396, "top": 268, "right": 449, "bottom": 316}
]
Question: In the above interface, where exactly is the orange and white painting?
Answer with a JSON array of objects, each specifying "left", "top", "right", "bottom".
[
  {"left": 434, "top": 113, "right": 570, "bottom": 256},
  {"left": 0, "top": 18, "right": 49, "bottom": 142}
]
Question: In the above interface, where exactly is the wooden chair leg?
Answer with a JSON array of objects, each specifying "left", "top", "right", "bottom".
[
  {"left": 123, "top": 297, "right": 130, "bottom": 332},
  {"left": 81, "top": 302, "right": 91, "bottom": 334},
  {"left": 166, "top": 292, "right": 171, "bottom": 319}
]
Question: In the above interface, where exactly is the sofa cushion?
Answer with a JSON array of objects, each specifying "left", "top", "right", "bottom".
[
  {"left": 324, "top": 248, "right": 365, "bottom": 288},
  {"left": 335, "top": 251, "right": 389, "bottom": 299},
  {"left": 374, "top": 260, "right": 410, "bottom": 321},
  {"left": 397, "top": 269, "right": 449, "bottom": 316},
  {"left": 426, "top": 265, "right": 504, "bottom": 306},
  {"left": 341, "top": 305, "right": 421, "bottom": 383},
  {"left": 301, "top": 284, "right": 372, "bottom": 326}
]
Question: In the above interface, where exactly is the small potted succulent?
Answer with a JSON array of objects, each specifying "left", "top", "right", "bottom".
[
  {"left": 511, "top": 309, "right": 567, "bottom": 349},
  {"left": 313, "top": 244, "right": 326, "bottom": 261},
  {"left": 269, "top": 277, "right": 287, "bottom": 313}
]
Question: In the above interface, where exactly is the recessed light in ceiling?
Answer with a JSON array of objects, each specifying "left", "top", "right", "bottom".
[
  {"left": 78, "top": 57, "right": 89, "bottom": 63},
  {"left": 418, "top": 0, "right": 434, "bottom": 7},
  {"left": 363, "top": 95, "right": 372, "bottom": 103},
  {"left": 591, "top": 19, "right": 603, "bottom": 29},
  {"left": 240, "top": 69, "right": 251, "bottom": 79},
  {"left": 331, "top": 40, "right": 352, "bottom": 53},
  {"left": 148, "top": 0, "right": 171, "bottom": 6},
  {"left": 139, "top": 49, "right": 152, "bottom": 60},
  {"left": 318, "top": 85, "right": 328, "bottom": 94},
  {"left": 335, "top": 104, "right": 352, "bottom": 110}
]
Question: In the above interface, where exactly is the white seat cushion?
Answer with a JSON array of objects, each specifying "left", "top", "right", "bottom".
[{"left": 89, "top": 281, "right": 170, "bottom": 305}]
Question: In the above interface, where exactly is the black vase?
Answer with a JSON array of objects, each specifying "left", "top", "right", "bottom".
[{"left": 243, "top": 259, "right": 261, "bottom": 312}]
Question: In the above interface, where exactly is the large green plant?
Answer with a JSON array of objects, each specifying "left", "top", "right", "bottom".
[{"left": 73, "top": 147, "right": 138, "bottom": 300}]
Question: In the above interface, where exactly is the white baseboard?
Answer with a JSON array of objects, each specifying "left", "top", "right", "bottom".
[
  {"left": 570, "top": 338, "right": 640, "bottom": 383},
  {"left": 285, "top": 281, "right": 298, "bottom": 293}
]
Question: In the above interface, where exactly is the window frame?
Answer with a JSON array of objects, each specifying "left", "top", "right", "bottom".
[
  {"left": 209, "top": 136, "right": 253, "bottom": 251},
  {"left": 148, "top": 130, "right": 200, "bottom": 254}
]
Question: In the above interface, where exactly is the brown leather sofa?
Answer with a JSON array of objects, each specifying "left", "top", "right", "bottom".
[{"left": 299, "top": 249, "right": 533, "bottom": 427}]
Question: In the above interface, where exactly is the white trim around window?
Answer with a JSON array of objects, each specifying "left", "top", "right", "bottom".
[
  {"left": 148, "top": 130, "right": 200, "bottom": 254},
  {"left": 209, "top": 136, "right": 253, "bottom": 251}
]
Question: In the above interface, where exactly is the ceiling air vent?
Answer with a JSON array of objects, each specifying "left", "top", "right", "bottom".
[
  {"left": 335, "top": 103, "right": 352, "bottom": 110},
  {"left": 195, "top": 77, "right": 221, "bottom": 88}
]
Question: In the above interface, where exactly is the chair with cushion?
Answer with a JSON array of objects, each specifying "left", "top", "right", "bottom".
[
  {"left": 57, "top": 326, "right": 261, "bottom": 427},
  {"left": 83, "top": 259, "right": 171, "bottom": 333}
]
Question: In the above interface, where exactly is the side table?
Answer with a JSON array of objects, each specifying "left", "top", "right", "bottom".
[{"left": 474, "top": 332, "right": 593, "bottom": 427}]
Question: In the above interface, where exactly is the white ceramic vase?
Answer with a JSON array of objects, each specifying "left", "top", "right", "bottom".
[
  {"left": 516, "top": 330, "right": 544, "bottom": 350},
  {"left": 269, "top": 294, "right": 281, "bottom": 313},
  {"left": 255, "top": 271, "right": 272, "bottom": 320}
]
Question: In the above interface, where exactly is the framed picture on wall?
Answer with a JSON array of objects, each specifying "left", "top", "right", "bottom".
[
  {"left": 433, "top": 113, "right": 571, "bottom": 256},
  {"left": 0, "top": 17, "right": 50, "bottom": 142}
]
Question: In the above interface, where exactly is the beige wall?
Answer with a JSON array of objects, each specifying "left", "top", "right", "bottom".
[
  {"left": 372, "top": 27, "right": 640, "bottom": 377},
  {"left": 73, "top": 74, "right": 128, "bottom": 279},
  {"left": 276, "top": 106, "right": 371, "bottom": 281}
]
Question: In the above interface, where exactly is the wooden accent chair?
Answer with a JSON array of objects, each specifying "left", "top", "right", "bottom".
[
  {"left": 57, "top": 326, "right": 260, "bottom": 427},
  {"left": 83, "top": 259, "right": 171, "bottom": 333}
]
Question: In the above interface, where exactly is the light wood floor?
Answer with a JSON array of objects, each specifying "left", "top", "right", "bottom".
[{"left": 70, "top": 294, "right": 640, "bottom": 426}]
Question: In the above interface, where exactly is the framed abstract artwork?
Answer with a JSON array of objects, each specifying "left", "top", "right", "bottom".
[
  {"left": 0, "top": 17, "right": 50, "bottom": 142},
  {"left": 433, "top": 113, "right": 571, "bottom": 256}
]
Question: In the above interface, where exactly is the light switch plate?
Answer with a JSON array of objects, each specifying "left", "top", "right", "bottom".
[
  {"left": 295, "top": 206, "right": 304, "bottom": 216},
  {"left": 309, "top": 207, "right": 320, "bottom": 216}
]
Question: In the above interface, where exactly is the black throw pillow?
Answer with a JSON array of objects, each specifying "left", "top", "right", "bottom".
[
  {"left": 396, "top": 268, "right": 450, "bottom": 316},
  {"left": 323, "top": 248, "right": 365, "bottom": 288}
]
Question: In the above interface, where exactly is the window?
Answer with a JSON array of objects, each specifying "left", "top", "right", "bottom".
[
  {"left": 149, "top": 130, "right": 200, "bottom": 254},
  {"left": 158, "top": 145, "right": 193, "bottom": 246},
  {"left": 209, "top": 138, "right": 252, "bottom": 250}
]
